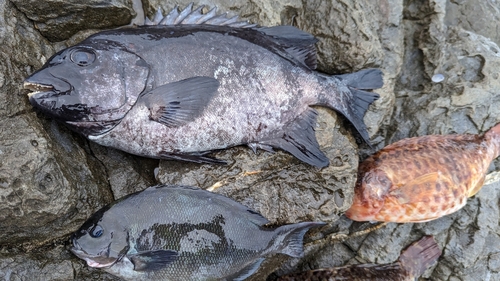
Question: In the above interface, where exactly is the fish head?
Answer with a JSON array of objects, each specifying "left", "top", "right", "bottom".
[
  {"left": 345, "top": 168, "right": 391, "bottom": 221},
  {"left": 70, "top": 205, "right": 130, "bottom": 268},
  {"left": 24, "top": 40, "right": 150, "bottom": 136}
]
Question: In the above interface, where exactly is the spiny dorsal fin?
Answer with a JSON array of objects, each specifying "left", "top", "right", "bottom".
[
  {"left": 143, "top": 3, "right": 319, "bottom": 70},
  {"left": 144, "top": 3, "right": 257, "bottom": 28}
]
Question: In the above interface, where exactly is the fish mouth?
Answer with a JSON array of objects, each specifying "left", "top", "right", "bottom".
[
  {"left": 70, "top": 240, "right": 118, "bottom": 268},
  {"left": 23, "top": 82, "right": 55, "bottom": 98}
]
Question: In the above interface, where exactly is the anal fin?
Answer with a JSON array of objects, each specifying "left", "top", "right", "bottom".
[
  {"left": 228, "top": 258, "right": 265, "bottom": 281},
  {"left": 247, "top": 143, "right": 275, "bottom": 154},
  {"left": 159, "top": 151, "right": 227, "bottom": 165},
  {"left": 258, "top": 108, "right": 329, "bottom": 168}
]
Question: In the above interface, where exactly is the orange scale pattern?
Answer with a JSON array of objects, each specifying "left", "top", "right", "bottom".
[{"left": 345, "top": 124, "right": 500, "bottom": 223}]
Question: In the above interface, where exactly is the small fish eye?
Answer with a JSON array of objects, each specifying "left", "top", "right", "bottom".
[
  {"left": 90, "top": 225, "right": 104, "bottom": 238},
  {"left": 70, "top": 48, "right": 96, "bottom": 67}
]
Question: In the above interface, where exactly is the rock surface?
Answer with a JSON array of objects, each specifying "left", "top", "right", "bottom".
[
  {"left": 10, "top": 0, "right": 136, "bottom": 41},
  {"left": 1, "top": 0, "right": 500, "bottom": 280}
]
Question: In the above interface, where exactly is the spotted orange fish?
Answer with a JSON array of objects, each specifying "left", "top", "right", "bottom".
[
  {"left": 345, "top": 123, "right": 500, "bottom": 223},
  {"left": 278, "top": 235, "right": 441, "bottom": 281}
]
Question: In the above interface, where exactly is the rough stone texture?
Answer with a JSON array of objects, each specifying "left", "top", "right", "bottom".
[
  {"left": 1, "top": 0, "right": 500, "bottom": 280},
  {"left": 10, "top": 0, "right": 135, "bottom": 41}
]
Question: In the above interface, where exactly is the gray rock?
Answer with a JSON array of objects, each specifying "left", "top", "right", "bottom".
[
  {"left": 445, "top": 0, "right": 500, "bottom": 46},
  {"left": 10, "top": 0, "right": 135, "bottom": 41},
  {"left": 0, "top": 244, "right": 120, "bottom": 281}
]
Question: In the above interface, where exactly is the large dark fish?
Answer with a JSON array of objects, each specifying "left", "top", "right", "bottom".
[
  {"left": 70, "top": 185, "right": 325, "bottom": 280},
  {"left": 278, "top": 235, "right": 441, "bottom": 281},
  {"left": 345, "top": 123, "right": 500, "bottom": 223},
  {"left": 23, "top": 3, "right": 383, "bottom": 167}
]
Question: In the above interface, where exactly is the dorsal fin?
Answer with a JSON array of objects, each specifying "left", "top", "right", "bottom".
[
  {"left": 144, "top": 3, "right": 257, "bottom": 28},
  {"left": 257, "top": 26, "right": 318, "bottom": 70},
  {"left": 143, "top": 3, "right": 318, "bottom": 70}
]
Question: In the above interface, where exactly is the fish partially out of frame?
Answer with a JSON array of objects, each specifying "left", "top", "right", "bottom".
[
  {"left": 23, "top": 3, "right": 383, "bottom": 168},
  {"left": 278, "top": 235, "right": 441, "bottom": 281},
  {"left": 345, "top": 123, "right": 500, "bottom": 223},
  {"left": 70, "top": 185, "right": 325, "bottom": 280}
]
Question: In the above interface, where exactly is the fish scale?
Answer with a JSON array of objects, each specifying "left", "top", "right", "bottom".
[
  {"left": 71, "top": 185, "right": 325, "bottom": 280},
  {"left": 23, "top": 3, "right": 382, "bottom": 168},
  {"left": 345, "top": 123, "right": 500, "bottom": 223}
]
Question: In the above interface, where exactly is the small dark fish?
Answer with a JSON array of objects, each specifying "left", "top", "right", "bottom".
[
  {"left": 70, "top": 185, "right": 325, "bottom": 280},
  {"left": 278, "top": 235, "right": 441, "bottom": 281},
  {"left": 23, "top": 3, "right": 383, "bottom": 167},
  {"left": 345, "top": 123, "right": 500, "bottom": 223}
]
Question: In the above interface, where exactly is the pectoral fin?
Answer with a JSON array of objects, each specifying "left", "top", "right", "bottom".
[
  {"left": 140, "top": 76, "right": 219, "bottom": 127},
  {"left": 388, "top": 172, "right": 454, "bottom": 204},
  {"left": 129, "top": 250, "right": 179, "bottom": 271},
  {"left": 257, "top": 108, "right": 329, "bottom": 168}
]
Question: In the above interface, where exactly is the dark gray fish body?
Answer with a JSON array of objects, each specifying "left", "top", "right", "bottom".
[
  {"left": 70, "top": 185, "right": 325, "bottom": 281},
  {"left": 278, "top": 236, "right": 441, "bottom": 281},
  {"left": 24, "top": 4, "right": 383, "bottom": 167}
]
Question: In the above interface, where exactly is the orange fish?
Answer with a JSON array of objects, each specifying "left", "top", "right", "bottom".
[
  {"left": 278, "top": 235, "right": 441, "bottom": 281},
  {"left": 345, "top": 123, "right": 500, "bottom": 223}
]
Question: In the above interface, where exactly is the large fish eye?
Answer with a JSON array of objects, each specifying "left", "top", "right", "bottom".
[
  {"left": 90, "top": 225, "right": 104, "bottom": 238},
  {"left": 70, "top": 48, "right": 96, "bottom": 67}
]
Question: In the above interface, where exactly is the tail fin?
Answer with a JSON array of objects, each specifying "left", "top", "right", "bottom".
[
  {"left": 270, "top": 222, "right": 326, "bottom": 258},
  {"left": 486, "top": 123, "right": 500, "bottom": 158},
  {"left": 331, "top": 68, "right": 383, "bottom": 145},
  {"left": 398, "top": 236, "right": 441, "bottom": 278}
]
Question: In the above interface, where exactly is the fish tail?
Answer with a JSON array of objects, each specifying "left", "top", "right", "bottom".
[
  {"left": 270, "top": 222, "right": 325, "bottom": 258},
  {"left": 322, "top": 68, "right": 383, "bottom": 145},
  {"left": 485, "top": 123, "right": 500, "bottom": 158},
  {"left": 398, "top": 236, "right": 441, "bottom": 278}
]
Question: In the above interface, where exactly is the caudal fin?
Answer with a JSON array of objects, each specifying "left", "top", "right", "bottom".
[
  {"left": 270, "top": 222, "right": 326, "bottom": 258},
  {"left": 398, "top": 236, "right": 441, "bottom": 278},
  {"left": 331, "top": 68, "right": 383, "bottom": 145},
  {"left": 486, "top": 123, "right": 500, "bottom": 158}
]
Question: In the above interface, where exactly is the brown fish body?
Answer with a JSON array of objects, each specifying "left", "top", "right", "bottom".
[
  {"left": 345, "top": 124, "right": 500, "bottom": 223},
  {"left": 278, "top": 236, "right": 441, "bottom": 281}
]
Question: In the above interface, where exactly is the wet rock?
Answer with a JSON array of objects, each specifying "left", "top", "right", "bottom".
[
  {"left": 445, "top": 0, "right": 500, "bottom": 46},
  {"left": 389, "top": 0, "right": 500, "bottom": 140},
  {"left": 0, "top": 244, "right": 120, "bottom": 281},
  {"left": 0, "top": 116, "right": 108, "bottom": 246},
  {"left": 88, "top": 143, "right": 158, "bottom": 199},
  {"left": 10, "top": 0, "right": 135, "bottom": 41},
  {"left": 145, "top": 0, "right": 299, "bottom": 26}
]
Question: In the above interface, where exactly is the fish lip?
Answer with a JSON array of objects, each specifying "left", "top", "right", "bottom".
[
  {"left": 70, "top": 245, "right": 117, "bottom": 268},
  {"left": 23, "top": 81, "right": 55, "bottom": 98}
]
